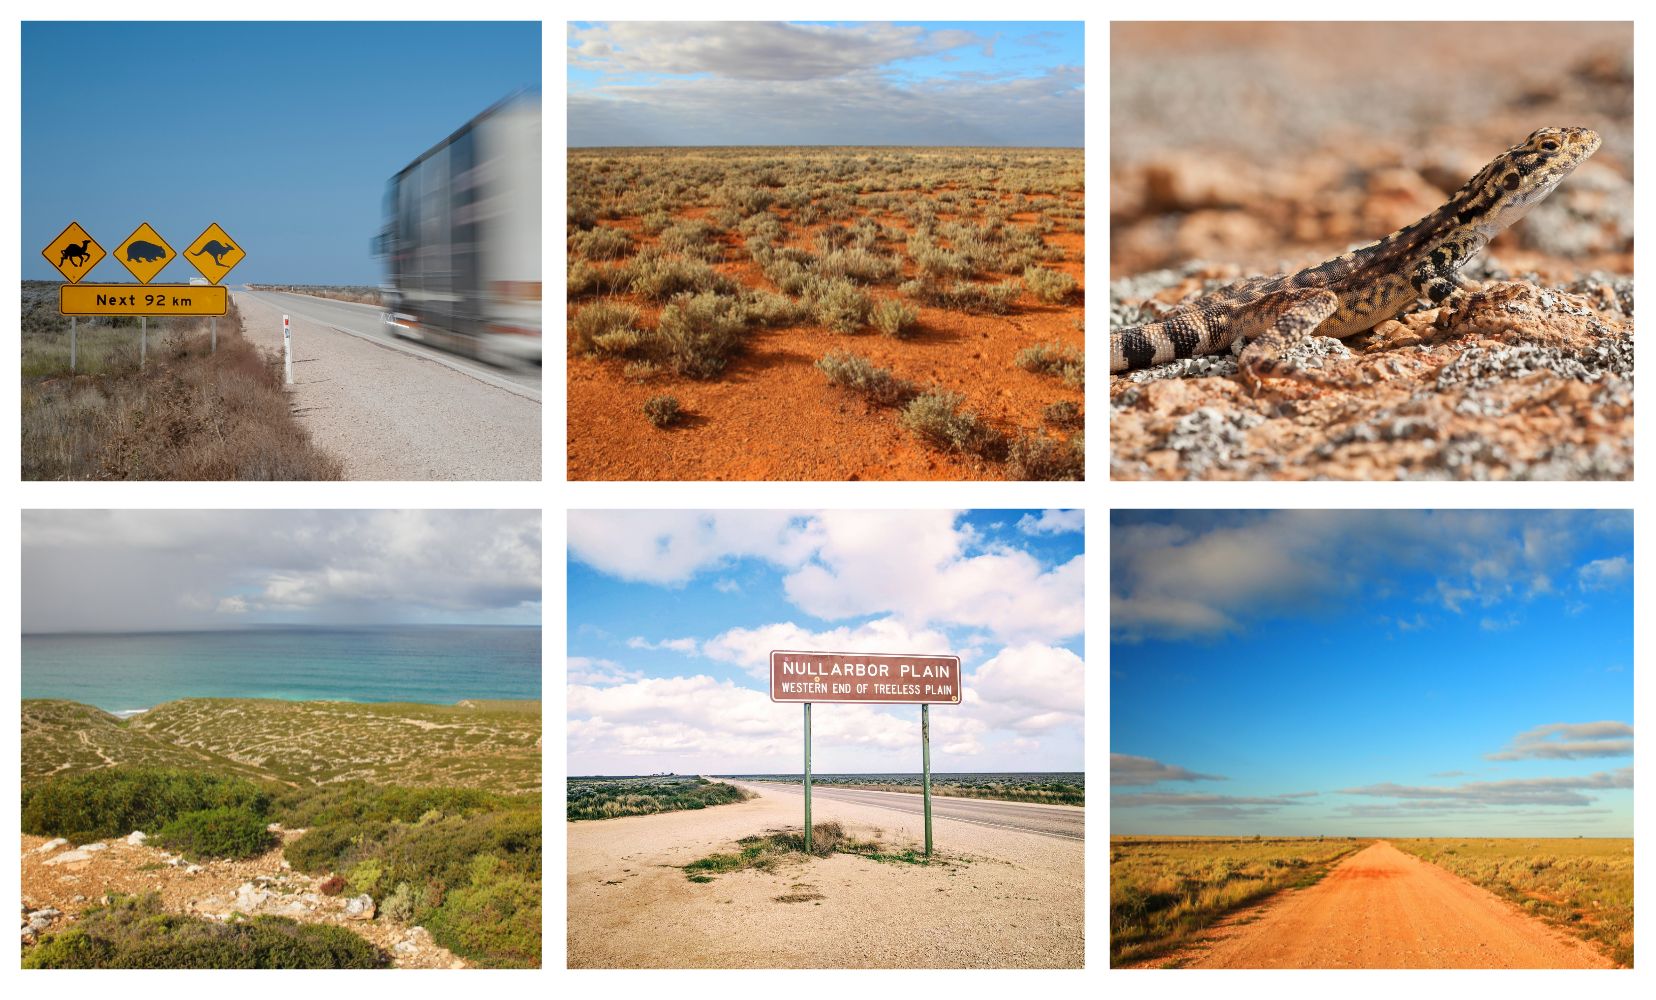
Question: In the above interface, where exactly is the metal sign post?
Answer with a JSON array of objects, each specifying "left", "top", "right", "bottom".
[
  {"left": 804, "top": 703, "right": 813, "bottom": 853},
  {"left": 284, "top": 315, "right": 292, "bottom": 384},
  {"left": 211, "top": 317, "right": 216, "bottom": 354},
  {"left": 922, "top": 703, "right": 933, "bottom": 856},
  {"left": 69, "top": 317, "right": 76, "bottom": 373},
  {"left": 140, "top": 317, "right": 146, "bottom": 368}
]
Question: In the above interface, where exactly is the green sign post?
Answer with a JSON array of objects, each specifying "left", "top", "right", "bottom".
[
  {"left": 803, "top": 702, "right": 813, "bottom": 853},
  {"left": 922, "top": 703, "right": 933, "bottom": 855}
]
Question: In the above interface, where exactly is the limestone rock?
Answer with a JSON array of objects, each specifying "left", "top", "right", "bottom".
[
  {"left": 127, "top": 831, "right": 148, "bottom": 846},
  {"left": 344, "top": 894, "right": 376, "bottom": 921},
  {"left": 43, "top": 849, "right": 93, "bottom": 867},
  {"left": 31, "top": 838, "right": 68, "bottom": 854}
]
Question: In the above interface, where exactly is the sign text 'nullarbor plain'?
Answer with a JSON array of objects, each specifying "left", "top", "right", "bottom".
[{"left": 769, "top": 650, "right": 962, "bottom": 704}]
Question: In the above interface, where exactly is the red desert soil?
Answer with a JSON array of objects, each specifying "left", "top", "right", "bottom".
[{"left": 1162, "top": 841, "right": 1613, "bottom": 969}]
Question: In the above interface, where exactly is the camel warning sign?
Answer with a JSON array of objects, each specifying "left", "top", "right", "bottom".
[
  {"left": 113, "top": 222, "right": 176, "bottom": 284},
  {"left": 182, "top": 223, "right": 245, "bottom": 284},
  {"left": 769, "top": 650, "right": 963, "bottom": 705},
  {"left": 41, "top": 221, "right": 106, "bottom": 284}
]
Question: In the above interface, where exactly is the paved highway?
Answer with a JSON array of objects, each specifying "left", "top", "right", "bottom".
[
  {"left": 237, "top": 289, "right": 540, "bottom": 398},
  {"left": 724, "top": 779, "right": 1084, "bottom": 842}
]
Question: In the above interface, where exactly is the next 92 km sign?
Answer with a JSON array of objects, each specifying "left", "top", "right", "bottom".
[{"left": 770, "top": 649, "right": 961, "bottom": 857}]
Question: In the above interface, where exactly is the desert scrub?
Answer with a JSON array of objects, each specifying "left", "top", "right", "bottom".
[
  {"left": 899, "top": 390, "right": 1001, "bottom": 456},
  {"left": 21, "top": 766, "right": 272, "bottom": 843},
  {"left": 901, "top": 277, "right": 1022, "bottom": 315},
  {"left": 816, "top": 350, "right": 915, "bottom": 406},
  {"left": 683, "top": 822, "right": 943, "bottom": 883},
  {"left": 569, "top": 302, "right": 642, "bottom": 356},
  {"left": 644, "top": 395, "right": 682, "bottom": 428},
  {"left": 155, "top": 806, "right": 278, "bottom": 861},
  {"left": 815, "top": 247, "right": 900, "bottom": 283},
  {"left": 567, "top": 776, "right": 751, "bottom": 821},
  {"left": 1016, "top": 340, "right": 1085, "bottom": 388},
  {"left": 627, "top": 251, "right": 737, "bottom": 301},
  {"left": 742, "top": 289, "right": 811, "bottom": 328},
  {"left": 1023, "top": 265, "right": 1077, "bottom": 304},
  {"left": 809, "top": 278, "right": 873, "bottom": 333},
  {"left": 1006, "top": 430, "right": 1084, "bottom": 481},
  {"left": 567, "top": 259, "right": 602, "bottom": 298},
  {"left": 570, "top": 226, "right": 633, "bottom": 261},
  {"left": 23, "top": 893, "right": 386, "bottom": 969},
  {"left": 872, "top": 299, "right": 919, "bottom": 338},
  {"left": 660, "top": 219, "right": 724, "bottom": 260},
  {"left": 1043, "top": 400, "right": 1083, "bottom": 429},
  {"left": 655, "top": 291, "right": 753, "bottom": 378}
]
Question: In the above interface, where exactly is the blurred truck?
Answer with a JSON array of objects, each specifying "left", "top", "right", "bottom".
[{"left": 374, "top": 93, "right": 541, "bottom": 367}]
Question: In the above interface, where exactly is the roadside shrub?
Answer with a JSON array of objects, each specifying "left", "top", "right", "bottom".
[
  {"left": 644, "top": 395, "right": 682, "bottom": 428},
  {"left": 1005, "top": 429, "right": 1084, "bottom": 480},
  {"left": 1016, "top": 340, "right": 1085, "bottom": 388},
  {"left": 627, "top": 252, "right": 736, "bottom": 301},
  {"left": 1023, "top": 265, "right": 1077, "bottom": 304},
  {"left": 155, "top": 806, "right": 276, "bottom": 861},
  {"left": 569, "top": 302, "right": 641, "bottom": 356},
  {"left": 571, "top": 226, "right": 633, "bottom": 261},
  {"left": 872, "top": 299, "right": 919, "bottom": 338},
  {"left": 1042, "top": 399, "right": 1083, "bottom": 429},
  {"left": 23, "top": 894, "right": 386, "bottom": 969},
  {"left": 656, "top": 291, "right": 752, "bottom": 378},
  {"left": 424, "top": 854, "right": 541, "bottom": 969},
  {"left": 808, "top": 278, "right": 872, "bottom": 333},
  {"left": 899, "top": 391, "right": 1001, "bottom": 456},
  {"left": 815, "top": 351, "right": 915, "bottom": 407},
  {"left": 22, "top": 766, "right": 272, "bottom": 843}
]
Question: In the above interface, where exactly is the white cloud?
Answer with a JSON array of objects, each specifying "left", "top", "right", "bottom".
[
  {"left": 215, "top": 596, "right": 248, "bottom": 615},
  {"left": 964, "top": 643, "right": 1084, "bottom": 732},
  {"left": 626, "top": 636, "right": 699, "bottom": 654},
  {"left": 568, "top": 657, "right": 643, "bottom": 686},
  {"left": 703, "top": 618, "right": 955, "bottom": 681},
  {"left": 1018, "top": 509, "right": 1084, "bottom": 536},
  {"left": 1485, "top": 721, "right": 1633, "bottom": 761},
  {"left": 1341, "top": 768, "right": 1633, "bottom": 808},
  {"left": 567, "top": 510, "right": 819, "bottom": 585},
  {"left": 570, "top": 21, "right": 983, "bottom": 82},
  {"left": 1111, "top": 753, "right": 1224, "bottom": 786},
  {"left": 1578, "top": 555, "right": 1632, "bottom": 591}
]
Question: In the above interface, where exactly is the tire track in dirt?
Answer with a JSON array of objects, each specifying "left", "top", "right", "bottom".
[{"left": 1181, "top": 840, "right": 1612, "bottom": 968}]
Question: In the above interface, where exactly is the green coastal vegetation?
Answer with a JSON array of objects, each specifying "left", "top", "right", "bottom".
[
  {"left": 566, "top": 774, "right": 752, "bottom": 820},
  {"left": 21, "top": 698, "right": 541, "bottom": 969},
  {"left": 727, "top": 771, "right": 1085, "bottom": 807}
]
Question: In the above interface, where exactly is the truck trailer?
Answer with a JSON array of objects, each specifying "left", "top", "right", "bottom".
[{"left": 375, "top": 93, "right": 541, "bottom": 367}]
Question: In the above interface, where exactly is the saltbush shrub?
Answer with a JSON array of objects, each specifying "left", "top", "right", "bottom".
[
  {"left": 643, "top": 395, "right": 682, "bottom": 428},
  {"left": 815, "top": 351, "right": 914, "bottom": 406},
  {"left": 871, "top": 299, "right": 919, "bottom": 338},
  {"left": 656, "top": 291, "right": 752, "bottom": 378},
  {"left": 899, "top": 391, "right": 1001, "bottom": 456},
  {"left": 808, "top": 278, "right": 872, "bottom": 333},
  {"left": 570, "top": 226, "right": 633, "bottom": 261},
  {"left": 1006, "top": 429, "right": 1084, "bottom": 481},
  {"left": 1022, "top": 265, "right": 1077, "bottom": 304}
]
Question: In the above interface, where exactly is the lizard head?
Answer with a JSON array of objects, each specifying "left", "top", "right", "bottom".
[{"left": 1465, "top": 127, "right": 1600, "bottom": 233}]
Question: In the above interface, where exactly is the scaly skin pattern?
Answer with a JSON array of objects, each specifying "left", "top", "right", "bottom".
[{"left": 1110, "top": 127, "right": 1602, "bottom": 388}]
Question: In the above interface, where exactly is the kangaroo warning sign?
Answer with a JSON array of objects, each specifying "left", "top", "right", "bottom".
[
  {"left": 182, "top": 222, "right": 245, "bottom": 284},
  {"left": 113, "top": 222, "right": 176, "bottom": 284},
  {"left": 42, "top": 221, "right": 106, "bottom": 284},
  {"left": 769, "top": 649, "right": 963, "bottom": 704}
]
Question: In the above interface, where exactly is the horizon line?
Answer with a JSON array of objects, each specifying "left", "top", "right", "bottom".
[{"left": 23, "top": 622, "right": 540, "bottom": 637}]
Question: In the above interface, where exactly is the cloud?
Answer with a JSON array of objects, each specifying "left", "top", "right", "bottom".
[
  {"left": 1111, "top": 753, "right": 1224, "bottom": 786},
  {"left": 567, "top": 510, "right": 818, "bottom": 585},
  {"left": 570, "top": 21, "right": 984, "bottom": 82},
  {"left": 1430, "top": 770, "right": 1470, "bottom": 778},
  {"left": 1111, "top": 510, "right": 1624, "bottom": 642},
  {"left": 1340, "top": 768, "right": 1632, "bottom": 808},
  {"left": 626, "top": 636, "right": 699, "bottom": 654},
  {"left": 1578, "top": 555, "right": 1632, "bottom": 591},
  {"left": 1485, "top": 721, "right": 1633, "bottom": 761},
  {"left": 22, "top": 510, "right": 540, "bottom": 632},
  {"left": 1017, "top": 509, "right": 1084, "bottom": 536},
  {"left": 964, "top": 643, "right": 1084, "bottom": 732},
  {"left": 1112, "top": 792, "right": 1312, "bottom": 809},
  {"left": 568, "top": 657, "right": 643, "bottom": 686},
  {"left": 702, "top": 618, "right": 955, "bottom": 681}
]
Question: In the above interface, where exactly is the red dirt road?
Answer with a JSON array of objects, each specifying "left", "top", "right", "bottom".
[{"left": 1185, "top": 841, "right": 1613, "bottom": 968}]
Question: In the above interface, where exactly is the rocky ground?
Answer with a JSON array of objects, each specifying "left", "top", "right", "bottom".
[
  {"left": 21, "top": 830, "right": 468, "bottom": 968},
  {"left": 1110, "top": 22, "right": 1633, "bottom": 480}
]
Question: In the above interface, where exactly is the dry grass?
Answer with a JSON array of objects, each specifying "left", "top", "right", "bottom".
[
  {"left": 243, "top": 284, "right": 382, "bottom": 306},
  {"left": 21, "top": 294, "right": 343, "bottom": 480},
  {"left": 1110, "top": 836, "right": 1370, "bottom": 967},
  {"left": 1391, "top": 838, "right": 1633, "bottom": 966}
]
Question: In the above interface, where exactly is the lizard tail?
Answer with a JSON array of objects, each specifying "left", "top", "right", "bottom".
[{"left": 1111, "top": 323, "right": 1165, "bottom": 373}]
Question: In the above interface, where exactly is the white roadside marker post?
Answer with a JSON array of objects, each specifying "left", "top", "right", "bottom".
[{"left": 283, "top": 314, "right": 292, "bottom": 384}]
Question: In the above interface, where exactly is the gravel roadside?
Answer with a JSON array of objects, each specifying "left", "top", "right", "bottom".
[{"left": 234, "top": 291, "right": 540, "bottom": 480}]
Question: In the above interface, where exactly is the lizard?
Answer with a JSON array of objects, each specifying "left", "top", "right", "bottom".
[{"left": 1109, "top": 126, "right": 1602, "bottom": 390}]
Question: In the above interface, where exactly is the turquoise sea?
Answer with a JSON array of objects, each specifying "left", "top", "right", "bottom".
[{"left": 21, "top": 626, "right": 540, "bottom": 714}]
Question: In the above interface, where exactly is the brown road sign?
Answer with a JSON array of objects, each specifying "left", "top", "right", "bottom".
[
  {"left": 60, "top": 284, "right": 227, "bottom": 316},
  {"left": 182, "top": 222, "right": 245, "bottom": 284},
  {"left": 42, "top": 221, "right": 106, "bottom": 283},
  {"left": 113, "top": 222, "right": 176, "bottom": 284},
  {"left": 770, "top": 649, "right": 962, "bottom": 704}
]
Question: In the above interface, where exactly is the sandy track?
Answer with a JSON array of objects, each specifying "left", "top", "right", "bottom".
[
  {"left": 725, "top": 780, "right": 1083, "bottom": 841},
  {"left": 567, "top": 781, "right": 1082, "bottom": 968},
  {"left": 1183, "top": 841, "right": 1612, "bottom": 968},
  {"left": 234, "top": 290, "right": 540, "bottom": 480}
]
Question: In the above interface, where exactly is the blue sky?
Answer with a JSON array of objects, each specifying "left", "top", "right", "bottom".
[
  {"left": 568, "top": 510, "right": 1084, "bottom": 775},
  {"left": 568, "top": 21, "right": 1083, "bottom": 146},
  {"left": 1112, "top": 510, "right": 1633, "bottom": 837},
  {"left": 22, "top": 22, "right": 539, "bottom": 284}
]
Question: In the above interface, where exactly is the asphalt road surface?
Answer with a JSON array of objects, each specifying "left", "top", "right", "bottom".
[
  {"left": 237, "top": 289, "right": 540, "bottom": 396},
  {"left": 233, "top": 289, "right": 540, "bottom": 480},
  {"left": 1182, "top": 841, "right": 1612, "bottom": 968},
  {"left": 723, "top": 779, "right": 1084, "bottom": 842}
]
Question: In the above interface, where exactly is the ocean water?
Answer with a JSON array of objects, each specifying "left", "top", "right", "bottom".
[{"left": 21, "top": 626, "right": 540, "bottom": 713}]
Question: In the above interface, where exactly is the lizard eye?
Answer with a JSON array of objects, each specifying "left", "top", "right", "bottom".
[
  {"left": 1541, "top": 140, "right": 1560, "bottom": 152},
  {"left": 1503, "top": 172, "right": 1521, "bottom": 190}
]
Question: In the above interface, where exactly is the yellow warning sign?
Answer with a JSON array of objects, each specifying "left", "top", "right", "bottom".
[
  {"left": 113, "top": 222, "right": 176, "bottom": 284},
  {"left": 41, "top": 221, "right": 106, "bottom": 283},
  {"left": 182, "top": 222, "right": 246, "bottom": 285},
  {"left": 60, "top": 284, "right": 227, "bottom": 316}
]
